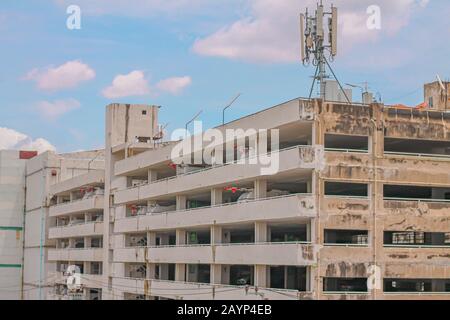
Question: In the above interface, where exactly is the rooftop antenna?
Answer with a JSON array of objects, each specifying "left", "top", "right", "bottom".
[
  {"left": 300, "top": 2, "right": 350, "bottom": 103},
  {"left": 185, "top": 110, "right": 202, "bottom": 138},
  {"left": 222, "top": 93, "right": 241, "bottom": 126}
]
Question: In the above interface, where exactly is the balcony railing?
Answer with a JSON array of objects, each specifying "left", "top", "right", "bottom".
[
  {"left": 384, "top": 197, "right": 450, "bottom": 204},
  {"left": 120, "top": 145, "right": 314, "bottom": 192},
  {"left": 122, "top": 193, "right": 313, "bottom": 219}
]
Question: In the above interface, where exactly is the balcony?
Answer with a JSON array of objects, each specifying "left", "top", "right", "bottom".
[
  {"left": 112, "top": 277, "right": 313, "bottom": 300},
  {"left": 114, "top": 242, "right": 317, "bottom": 266},
  {"left": 52, "top": 271, "right": 103, "bottom": 289},
  {"left": 114, "top": 146, "right": 320, "bottom": 205},
  {"left": 48, "top": 248, "right": 103, "bottom": 262},
  {"left": 49, "top": 195, "right": 104, "bottom": 217},
  {"left": 49, "top": 222, "right": 104, "bottom": 239},
  {"left": 114, "top": 193, "right": 315, "bottom": 233}
]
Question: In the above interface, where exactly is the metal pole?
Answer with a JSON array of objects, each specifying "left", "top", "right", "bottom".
[{"left": 222, "top": 93, "right": 241, "bottom": 126}]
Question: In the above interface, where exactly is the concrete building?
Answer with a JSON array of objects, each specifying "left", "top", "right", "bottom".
[
  {"left": 0, "top": 81, "right": 449, "bottom": 300},
  {"left": 22, "top": 150, "right": 104, "bottom": 300},
  {"left": 105, "top": 85, "right": 450, "bottom": 300},
  {"left": 0, "top": 150, "right": 34, "bottom": 299}
]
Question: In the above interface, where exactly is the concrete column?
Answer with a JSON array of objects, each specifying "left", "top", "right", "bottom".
[
  {"left": 210, "top": 265, "right": 222, "bottom": 284},
  {"left": 254, "top": 265, "right": 267, "bottom": 287},
  {"left": 147, "top": 231, "right": 156, "bottom": 246},
  {"left": 148, "top": 169, "right": 157, "bottom": 182},
  {"left": 175, "top": 264, "right": 186, "bottom": 281},
  {"left": 211, "top": 188, "right": 223, "bottom": 206},
  {"left": 254, "top": 179, "right": 267, "bottom": 199},
  {"left": 70, "top": 191, "right": 75, "bottom": 201},
  {"left": 176, "top": 195, "right": 187, "bottom": 210},
  {"left": 84, "top": 237, "right": 91, "bottom": 248},
  {"left": 211, "top": 225, "right": 223, "bottom": 244},
  {"left": 176, "top": 229, "right": 186, "bottom": 245},
  {"left": 254, "top": 221, "right": 268, "bottom": 243},
  {"left": 147, "top": 263, "right": 156, "bottom": 279}
]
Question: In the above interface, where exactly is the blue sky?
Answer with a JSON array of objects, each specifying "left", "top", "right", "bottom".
[{"left": 0, "top": 0, "right": 449, "bottom": 152}]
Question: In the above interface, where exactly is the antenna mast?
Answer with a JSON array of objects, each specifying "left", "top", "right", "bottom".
[{"left": 300, "top": 2, "right": 349, "bottom": 103}]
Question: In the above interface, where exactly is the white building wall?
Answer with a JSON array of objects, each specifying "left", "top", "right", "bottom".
[{"left": 0, "top": 151, "right": 27, "bottom": 300}]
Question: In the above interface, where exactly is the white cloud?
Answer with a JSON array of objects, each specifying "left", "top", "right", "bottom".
[
  {"left": 156, "top": 76, "right": 192, "bottom": 95},
  {"left": 192, "top": 0, "right": 430, "bottom": 63},
  {"left": 0, "top": 127, "right": 56, "bottom": 154},
  {"left": 25, "top": 60, "right": 95, "bottom": 91},
  {"left": 54, "top": 0, "right": 232, "bottom": 17},
  {"left": 36, "top": 99, "right": 81, "bottom": 120},
  {"left": 102, "top": 70, "right": 151, "bottom": 99}
]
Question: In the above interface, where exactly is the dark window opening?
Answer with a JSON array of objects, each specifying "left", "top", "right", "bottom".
[
  {"left": 325, "top": 134, "right": 368, "bottom": 151},
  {"left": 325, "top": 229, "right": 368, "bottom": 245},
  {"left": 384, "top": 185, "right": 450, "bottom": 201},
  {"left": 325, "top": 182, "right": 368, "bottom": 197},
  {"left": 384, "top": 279, "right": 450, "bottom": 293},
  {"left": 187, "top": 264, "right": 210, "bottom": 284},
  {"left": 230, "top": 265, "right": 254, "bottom": 286},
  {"left": 142, "top": 110, "right": 147, "bottom": 115},
  {"left": 270, "top": 266, "right": 307, "bottom": 291},
  {"left": 323, "top": 278, "right": 368, "bottom": 292},
  {"left": 270, "top": 225, "right": 308, "bottom": 243},
  {"left": 384, "top": 138, "right": 450, "bottom": 156},
  {"left": 384, "top": 231, "right": 450, "bottom": 246},
  {"left": 187, "top": 231, "right": 210, "bottom": 245},
  {"left": 226, "top": 229, "right": 255, "bottom": 244}
]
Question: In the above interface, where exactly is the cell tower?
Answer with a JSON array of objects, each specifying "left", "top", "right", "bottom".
[{"left": 300, "top": 1, "right": 350, "bottom": 103}]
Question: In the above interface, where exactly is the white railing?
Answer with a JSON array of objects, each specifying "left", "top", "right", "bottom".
[
  {"left": 51, "top": 194, "right": 103, "bottom": 207},
  {"left": 324, "top": 243, "right": 369, "bottom": 248},
  {"left": 51, "top": 220, "right": 103, "bottom": 229},
  {"left": 325, "top": 148, "right": 369, "bottom": 154},
  {"left": 384, "top": 151, "right": 450, "bottom": 159},
  {"left": 121, "top": 192, "right": 313, "bottom": 220},
  {"left": 115, "top": 277, "right": 310, "bottom": 295},
  {"left": 383, "top": 244, "right": 450, "bottom": 249},
  {"left": 384, "top": 197, "right": 450, "bottom": 204},
  {"left": 120, "top": 241, "right": 313, "bottom": 250},
  {"left": 121, "top": 145, "right": 313, "bottom": 191}
]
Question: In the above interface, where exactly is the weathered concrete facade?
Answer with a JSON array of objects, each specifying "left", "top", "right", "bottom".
[{"left": 1, "top": 88, "right": 449, "bottom": 300}]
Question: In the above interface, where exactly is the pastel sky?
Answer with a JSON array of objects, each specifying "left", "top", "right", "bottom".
[{"left": 0, "top": 0, "right": 449, "bottom": 153}]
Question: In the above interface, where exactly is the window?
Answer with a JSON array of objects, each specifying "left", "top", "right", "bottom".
[
  {"left": 325, "top": 134, "right": 368, "bottom": 151},
  {"left": 325, "top": 182, "right": 368, "bottom": 197},
  {"left": 323, "top": 278, "right": 368, "bottom": 292},
  {"left": 142, "top": 110, "right": 147, "bottom": 115},
  {"left": 384, "top": 231, "right": 450, "bottom": 246},
  {"left": 324, "top": 229, "right": 368, "bottom": 245}
]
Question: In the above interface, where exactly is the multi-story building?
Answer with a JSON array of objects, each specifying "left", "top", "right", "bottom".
[
  {"left": 0, "top": 80, "right": 449, "bottom": 300},
  {"left": 22, "top": 150, "right": 104, "bottom": 300},
  {"left": 104, "top": 82, "right": 450, "bottom": 300},
  {"left": 0, "top": 150, "right": 35, "bottom": 299}
]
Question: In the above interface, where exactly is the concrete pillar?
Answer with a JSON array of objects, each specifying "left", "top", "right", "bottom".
[
  {"left": 255, "top": 221, "right": 268, "bottom": 243},
  {"left": 147, "top": 231, "right": 156, "bottom": 246},
  {"left": 175, "top": 264, "right": 186, "bottom": 281},
  {"left": 84, "top": 237, "right": 91, "bottom": 248},
  {"left": 176, "top": 229, "right": 186, "bottom": 245},
  {"left": 210, "top": 265, "right": 222, "bottom": 284},
  {"left": 211, "top": 225, "right": 223, "bottom": 244},
  {"left": 176, "top": 195, "right": 187, "bottom": 210},
  {"left": 211, "top": 188, "right": 223, "bottom": 206},
  {"left": 148, "top": 169, "right": 157, "bottom": 182},
  {"left": 254, "top": 265, "right": 267, "bottom": 287},
  {"left": 147, "top": 263, "right": 156, "bottom": 279},
  {"left": 254, "top": 179, "right": 267, "bottom": 199}
]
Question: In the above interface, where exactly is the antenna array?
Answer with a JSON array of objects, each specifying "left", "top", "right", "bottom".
[{"left": 300, "top": 2, "right": 349, "bottom": 102}]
